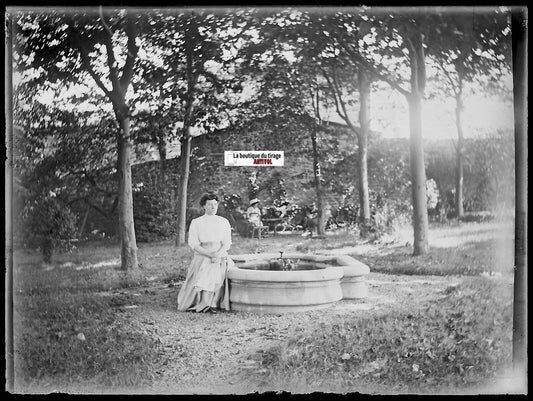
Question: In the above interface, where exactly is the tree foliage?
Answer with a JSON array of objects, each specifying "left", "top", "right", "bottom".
[{"left": 11, "top": 6, "right": 514, "bottom": 251}]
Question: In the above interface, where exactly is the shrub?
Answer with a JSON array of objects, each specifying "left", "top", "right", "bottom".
[
  {"left": 133, "top": 188, "right": 177, "bottom": 242},
  {"left": 221, "top": 193, "right": 243, "bottom": 211},
  {"left": 328, "top": 203, "right": 359, "bottom": 229},
  {"left": 426, "top": 179, "right": 440, "bottom": 210},
  {"left": 18, "top": 195, "right": 78, "bottom": 263}
]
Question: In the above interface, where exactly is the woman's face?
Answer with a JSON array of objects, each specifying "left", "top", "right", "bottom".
[{"left": 204, "top": 199, "right": 218, "bottom": 215}]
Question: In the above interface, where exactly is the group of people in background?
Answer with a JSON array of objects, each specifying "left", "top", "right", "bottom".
[{"left": 246, "top": 198, "right": 291, "bottom": 225}]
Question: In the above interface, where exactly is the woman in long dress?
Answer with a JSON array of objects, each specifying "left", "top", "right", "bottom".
[{"left": 177, "top": 193, "right": 233, "bottom": 313}]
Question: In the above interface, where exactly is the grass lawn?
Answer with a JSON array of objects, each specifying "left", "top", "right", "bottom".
[
  {"left": 240, "top": 276, "right": 514, "bottom": 394},
  {"left": 9, "top": 220, "right": 520, "bottom": 394}
]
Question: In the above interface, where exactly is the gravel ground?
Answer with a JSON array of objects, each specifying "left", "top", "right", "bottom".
[{"left": 109, "top": 272, "right": 463, "bottom": 394}]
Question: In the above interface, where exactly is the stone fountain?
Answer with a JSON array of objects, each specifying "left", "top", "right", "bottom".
[{"left": 227, "top": 252, "right": 370, "bottom": 313}]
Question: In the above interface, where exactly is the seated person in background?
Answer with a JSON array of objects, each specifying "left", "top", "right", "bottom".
[
  {"left": 276, "top": 201, "right": 290, "bottom": 218},
  {"left": 246, "top": 198, "right": 263, "bottom": 227}
]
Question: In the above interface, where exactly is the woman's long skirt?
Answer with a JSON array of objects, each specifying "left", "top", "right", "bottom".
[{"left": 177, "top": 254, "right": 232, "bottom": 312}]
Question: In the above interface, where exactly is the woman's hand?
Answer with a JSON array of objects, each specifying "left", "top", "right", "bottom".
[
  {"left": 209, "top": 250, "right": 220, "bottom": 263},
  {"left": 211, "top": 250, "right": 228, "bottom": 263}
]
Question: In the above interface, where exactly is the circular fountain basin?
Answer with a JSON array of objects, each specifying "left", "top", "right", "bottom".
[{"left": 227, "top": 253, "right": 370, "bottom": 313}]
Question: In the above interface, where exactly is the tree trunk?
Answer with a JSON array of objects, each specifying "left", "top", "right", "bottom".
[
  {"left": 78, "top": 205, "right": 91, "bottom": 239},
  {"left": 117, "top": 116, "right": 138, "bottom": 270},
  {"left": 408, "top": 93, "right": 429, "bottom": 255},
  {"left": 358, "top": 69, "right": 371, "bottom": 225},
  {"left": 511, "top": 9, "right": 527, "bottom": 377},
  {"left": 175, "top": 132, "right": 192, "bottom": 246},
  {"left": 6, "top": 13, "right": 14, "bottom": 392},
  {"left": 407, "top": 32, "right": 429, "bottom": 256},
  {"left": 175, "top": 16, "right": 198, "bottom": 247},
  {"left": 455, "top": 93, "right": 465, "bottom": 218},
  {"left": 42, "top": 237, "right": 53, "bottom": 264},
  {"left": 311, "top": 128, "right": 325, "bottom": 236},
  {"left": 157, "top": 134, "right": 167, "bottom": 192}
]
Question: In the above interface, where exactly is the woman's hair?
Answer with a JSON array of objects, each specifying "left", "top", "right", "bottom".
[{"left": 200, "top": 192, "right": 218, "bottom": 206}]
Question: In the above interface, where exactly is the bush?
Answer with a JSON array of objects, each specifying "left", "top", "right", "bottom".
[
  {"left": 463, "top": 131, "right": 515, "bottom": 212},
  {"left": 221, "top": 193, "right": 243, "bottom": 211},
  {"left": 328, "top": 204, "right": 359, "bottom": 229},
  {"left": 18, "top": 195, "right": 78, "bottom": 263},
  {"left": 133, "top": 188, "right": 177, "bottom": 242}
]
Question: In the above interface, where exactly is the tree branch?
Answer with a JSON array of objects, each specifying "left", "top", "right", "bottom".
[
  {"left": 200, "top": 68, "right": 223, "bottom": 93},
  {"left": 119, "top": 13, "right": 139, "bottom": 94},
  {"left": 416, "top": 34, "right": 426, "bottom": 94},
  {"left": 322, "top": 67, "right": 360, "bottom": 138},
  {"left": 335, "top": 34, "right": 411, "bottom": 97},
  {"left": 405, "top": 35, "right": 419, "bottom": 94},
  {"left": 315, "top": 84, "right": 322, "bottom": 122},
  {"left": 71, "top": 30, "right": 111, "bottom": 97},
  {"left": 99, "top": 6, "right": 114, "bottom": 38},
  {"left": 85, "top": 197, "right": 112, "bottom": 219},
  {"left": 321, "top": 68, "right": 347, "bottom": 122},
  {"left": 307, "top": 87, "right": 317, "bottom": 118},
  {"left": 435, "top": 58, "right": 458, "bottom": 97},
  {"left": 450, "top": 135, "right": 458, "bottom": 152},
  {"left": 331, "top": 67, "right": 356, "bottom": 130},
  {"left": 99, "top": 7, "right": 121, "bottom": 96}
]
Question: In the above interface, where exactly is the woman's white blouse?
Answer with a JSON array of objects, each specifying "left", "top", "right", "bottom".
[{"left": 188, "top": 214, "right": 232, "bottom": 250}]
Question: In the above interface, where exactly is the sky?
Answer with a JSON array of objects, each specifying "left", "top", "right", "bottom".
[
  {"left": 370, "top": 91, "right": 514, "bottom": 140},
  {"left": 319, "top": 87, "right": 514, "bottom": 141}
]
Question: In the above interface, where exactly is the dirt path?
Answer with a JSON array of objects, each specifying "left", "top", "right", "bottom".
[{"left": 111, "top": 272, "right": 463, "bottom": 394}]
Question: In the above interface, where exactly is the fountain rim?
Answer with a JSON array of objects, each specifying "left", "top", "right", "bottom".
[
  {"left": 228, "top": 264, "right": 344, "bottom": 282},
  {"left": 227, "top": 252, "right": 369, "bottom": 282},
  {"left": 229, "top": 252, "right": 343, "bottom": 262}
]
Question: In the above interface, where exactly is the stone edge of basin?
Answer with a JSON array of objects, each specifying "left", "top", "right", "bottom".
[{"left": 227, "top": 253, "right": 370, "bottom": 276}]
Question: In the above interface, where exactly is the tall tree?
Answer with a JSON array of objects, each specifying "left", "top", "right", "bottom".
[
  {"left": 305, "top": 11, "right": 375, "bottom": 227},
  {"left": 310, "top": 84, "right": 327, "bottom": 236},
  {"left": 132, "top": 58, "right": 177, "bottom": 193},
  {"left": 5, "top": 10, "right": 15, "bottom": 393},
  {"left": 320, "top": 59, "right": 373, "bottom": 227},
  {"left": 143, "top": 10, "right": 249, "bottom": 246},
  {"left": 511, "top": 8, "right": 527, "bottom": 378},
  {"left": 429, "top": 11, "right": 512, "bottom": 218},
  {"left": 175, "top": 13, "right": 198, "bottom": 246},
  {"left": 331, "top": 9, "right": 431, "bottom": 254},
  {"left": 15, "top": 8, "right": 144, "bottom": 269},
  {"left": 330, "top": 8, "right": 508, "bottom": 254}
]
